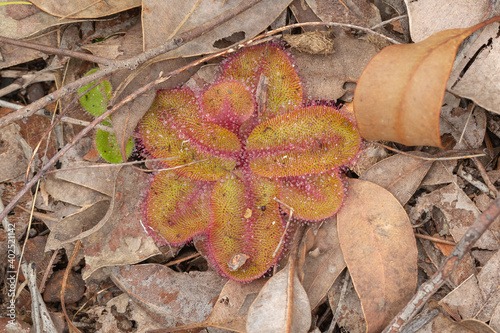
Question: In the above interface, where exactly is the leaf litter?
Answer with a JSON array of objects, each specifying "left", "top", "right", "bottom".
[
  {"left": 1, "top": 1, "right": 500, "bottom": 332},
  {"left": 337, "top": 179, "right": 418, "bottom": 333}
]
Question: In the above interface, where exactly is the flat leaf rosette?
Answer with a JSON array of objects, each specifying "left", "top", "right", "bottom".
[{"left": 137, "top": 43, "right": 361, "bottom": 281}]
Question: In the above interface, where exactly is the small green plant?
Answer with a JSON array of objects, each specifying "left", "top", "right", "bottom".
[
  {"left": 78, "top": 68, "right": 134, "bottom": 163},
  {"left": 137, "top": 43, "right": 362, "bottom": 281}
]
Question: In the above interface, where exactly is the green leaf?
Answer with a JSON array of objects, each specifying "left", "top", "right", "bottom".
[
  {"left": 95, "top": 130, "right": 134, "bottom": 164},
  {"left": 78, "top": 68, "right": 112, "bottom": 118}
]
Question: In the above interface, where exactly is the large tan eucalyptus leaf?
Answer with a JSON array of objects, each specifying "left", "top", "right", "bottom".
[
  {"left": 353, "top": 17, "right": 500, "bottom": 147},
  {"left": 337, "top": 179, "right": 418, "bottom": 333}
]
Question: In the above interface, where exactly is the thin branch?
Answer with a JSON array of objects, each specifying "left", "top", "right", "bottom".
[
  {"left": 273, "top": 197, "right": 295, "bottom": 258},
  {"left": 165, "top": 253, "right": 201, "bottom": 266},
  {"left": 375, "top": 142, "right": 487, "bottom": 161},
  {"left": 27, "top": 264, "right": 42, "bottom": 333},
  {"left": 16, "top": 180, "right": 41, "bottom": 282},
  {"left": 262, "top": 21, "right": 401, "bottom": 44},
  {"left": 39, "top": 249, "right": 60, "bottom": 294},
  {"left": 2, "top": 101, "right": 115, "bottom": 132},
  {"left": 371, "top": 15, "right": 408, "bottom": 30},
  {"left": 0, "top": 71, "right": 54, "bottom": 98},
  {"left": 382, "top": 195, "right": 500, "bottom": 333},
  {"left": 328, "top": 270, "right": 350, "bottom": 333},
  {"left": 457, "top": 103, "right": 475, "bottom": 145},
  {"left": 0, "top": 36, "right": 114, "bottom": 66},
  {"left": 457, "top": 165, "right": 496, "bottom": 198},
  {"left": 413, "top": 233, "right": 456, "bottom": 246},
  {"left": 36, "top": 111, "right": 115, "bottom": 132},
  {"left": 472, "top": 156, "right": 498, "bottom": 198},
  {"left": 0, "top": 99, "right": 27, "bottom": 110}
]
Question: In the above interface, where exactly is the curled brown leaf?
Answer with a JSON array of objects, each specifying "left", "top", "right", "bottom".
[{"left": 353, "top": 16, "right": 500, "bottom": 147}]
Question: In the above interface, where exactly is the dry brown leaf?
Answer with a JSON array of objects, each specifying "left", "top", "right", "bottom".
[
  {"left": 204, "top": 279, "right": 266, "bottom": 332},
  {"left": 91, "top": 293, "right": 165, "bottom": 332},
  {"left": 246, "top": 263, "right": 311, "bottom": 333},
  {"left": 17, "top": 105, "right": 58, "bottom": 161},
  {"left": 471, "top": 249, "right": 496, "bottom": 267},
  {"left": 54, "top": 162, "right": 119, "bottom": 197},
  {"left": 81, "top": 28, "right": 142, "bottom": 61},
  {"left": 0, "top": 4, "right": 78, "bottom": 39},
  {"left": 0, "top": 179, "right": 32, "bottom": 241},
  {"left": 81, "top": 11, "right": 141, "bottom": 44},
  {"left": 43, "top": 174, "right": 109, "bottom": 207},
  {"left": 439, "top": 105, "right": 487, "bottom": 150},
  {"left": 289, "top": 0, "right": 327, "bottom": 34},
  {"left": 45, "top": 166, "right": 160, "bottom": 278},
  {"left": 418, "top": 236, "right": 476, "bottom": 287},
  {"left": 81, "top": 166, "right": 161, "bottom": 279},
  {"left": 353, "top": 17, "right": 500, "bottom": 147},
  {"left": 410, "top": 183, "right": 500, "bottom": 251},
  {"left": 352, "top": 142, "right": 389, "bottom": 176},
  {"left": 328, "top": 276, "right": 366, "bottom": 333},
  {"left": 45, "top": 199, "right": 110, "bottom": 251},
  {"left": 337, "top": 179, "right": 418, "bottom": 333},
  {"left": 460, "top": 319, "right": 497, "bottom": 333},
  {"left": 292, "top": 37, "right": 378, "bottom": 102},
  {"left": 16, "top": 236, "right": 55, "bottom": 308},
  {"left": 184, "top": 64, "right": 219, "bottom": 91},
  {"left": 0, "top": 31, "right": 58, "bottom": 70},
  {"left": 415, "top": 239, "right": 439, "bottom": 283},
  {"left": 476, "top": 250, "right": 500, "bottom": 323},
  {"left": 448, "top": 22, "right": 500, "bottom": 115},
  {"left": 440, "top": 275, "right": 485, "bottom": 320},
  {"left": 432, "top": 234, "right": 454, "bottom": 256},
  {"left": 405, "top": 0, "right": 491, "bottom": 42},
  {"left": 57, "top": 136, "right": 93, "bottom": 169},
  {"left": 439, "top": 256, "right": 500, "bottom": 331},
  {"left": 305, "top": 0, "right": 381, "bottom": 27},
  {"left": 30, "top": 0, "right": 140, "bottom": 18},
  {"left": 477, "top": 248, "right": 500, "bottom": 297},
  {"left": 421, "top": 159, "right": 457, "bottom": 186},
  {"left": 360, "top": 152, "right": 433, "bottom": 206},
  {"left": 301, "top": 217, "right": 346, "bottom": 310},
  {"left": 0, "top": 124, "right": 31, "bottom": 182},
  {"left": 491, "top": 303, "right": 500, "bottom": 332},
  {"left": 110, "top": 264, "right": 226, "bottom": 327},
  {"left": 43, "top": 269, "right": 85, "bottom": 304},
  {"left": 431, "top": 313, "right": 474, "bottom": 333},
  {"left": 143, "top": 0, "right": 292, "bottom": 55}
]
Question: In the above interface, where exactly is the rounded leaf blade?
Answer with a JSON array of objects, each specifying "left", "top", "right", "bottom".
[
  {"left": 337, "top": 179, "right": 418, "bottom": 333},
  {"left": 247, "top": 106, "right": 361, "bottom": 178}
]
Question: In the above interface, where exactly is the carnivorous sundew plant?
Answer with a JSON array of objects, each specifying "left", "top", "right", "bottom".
[{"left": 136, "top": 43, "right": 362, "bottom": 281}]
